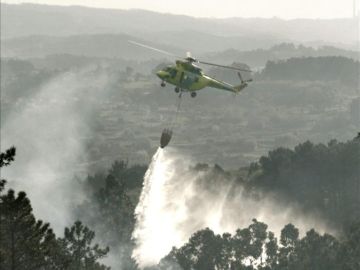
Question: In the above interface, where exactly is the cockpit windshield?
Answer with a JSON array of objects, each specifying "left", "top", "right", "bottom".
[{"left": 164, "top": 66, "right": 177, "bottom": 78}]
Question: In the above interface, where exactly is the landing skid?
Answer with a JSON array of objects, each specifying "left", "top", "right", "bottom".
[{"left": 174, "top": 87, "right": 197, "bottom": 98}]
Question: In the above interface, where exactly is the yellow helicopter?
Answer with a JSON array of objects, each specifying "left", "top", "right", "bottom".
[{"left": 130, "top": 41, "right": 253, "bottom": 98}]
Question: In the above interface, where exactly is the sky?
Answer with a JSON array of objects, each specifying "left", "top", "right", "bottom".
[{"left": 3, "top": 0, "right": 359, "bottom": 19}]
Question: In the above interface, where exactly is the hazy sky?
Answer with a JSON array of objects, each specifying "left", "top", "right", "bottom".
[{"left": 3, "top": 0, "right": 359, "bottom": 19}]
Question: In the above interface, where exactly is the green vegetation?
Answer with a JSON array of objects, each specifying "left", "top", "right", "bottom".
[
  {"left": 1, "top": 4, "right": 359, "bottom": 269},
  {"left": 0, "top": 148, "right": 111, "bottom": 270},
  {"left": 247, "top": 139, "right": 360, "bottom": 229},
  {"left": 151, "top": 220, "right": 360, "bottom": 270},
  {"left": 2, "top": 52, "right": 359, "bottom": 169},
  {"left": 259, "top": 56, "right": 360, "bottom": 86},
  {"left": 1, "top": 135, "right": 359, "bottom": 269},
  {"left": 75, "top": 161, "right": 146, "bottom": 269},
  {"left": 206, "top": 43, "right": 359, "bottom": 67}
]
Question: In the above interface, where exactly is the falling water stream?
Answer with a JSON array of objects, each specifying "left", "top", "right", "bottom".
[{"left": 131, "top": 148, "right": 334, "bottom": 269}]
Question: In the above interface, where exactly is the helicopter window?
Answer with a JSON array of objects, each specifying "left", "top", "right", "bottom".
[
  {"left": 191, "top": 66, "right": 201, "bottom": 75},
  {"left": 169, "top": 69, "right": 177, "bottom": 78},
  {"left": 164, "top": 67, "right": 177, "bottom": 78}
]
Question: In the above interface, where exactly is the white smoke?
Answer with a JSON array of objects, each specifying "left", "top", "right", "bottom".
[
  {"left": 1, "top": 69, "right": 108, "bottom": 233},
  {"left": 132, "top": 147, "right": 334, "bottom": 268}
]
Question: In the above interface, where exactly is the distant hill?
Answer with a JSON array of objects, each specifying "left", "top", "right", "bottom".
[
  {"left": 259, "top": 56, "right": 360, "bottom": 86},
  {"left": 1, "top": 3, "right": 358, "bottom": 52},
  {"left": 203, "top": 43, "right": 359, "bottom": 68},
  {"left": 206, "top": 55, "right": 359, "bottom": 87},
  {"left": 0, "top": 34, "right": 184, "bottom": 60}
]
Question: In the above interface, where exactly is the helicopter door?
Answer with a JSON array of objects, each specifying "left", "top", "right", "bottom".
[
  {"left": 181, "top": 72, "right": 195, "bottom": 89},
  {"left": 179, "top": 71, "right": 185, "bottom": 85}
]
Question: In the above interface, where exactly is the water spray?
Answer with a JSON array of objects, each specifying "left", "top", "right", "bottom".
[{"left": 131, "top": 147, "right": 334, "bottom": 269}]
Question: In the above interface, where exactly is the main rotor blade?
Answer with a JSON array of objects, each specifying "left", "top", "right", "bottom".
[
  {"left": 197, "top": 60, "right": 253, "bottom": 72},
  {"left": 128, "top": 40, "right": 180, "bottom": 58}
]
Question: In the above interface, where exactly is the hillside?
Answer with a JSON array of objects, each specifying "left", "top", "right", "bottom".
[
  {"left": 1, "top": 34, "right": 184, "bottom": 60},
  {"left": 259, "top": 56, "right": 360, "bottom": 85},
  {"left": 204, "top": 43, "right": 359, "bottom": 67},
  {"left": 1, "top": 3, "right": 358, "bottom": 51}
]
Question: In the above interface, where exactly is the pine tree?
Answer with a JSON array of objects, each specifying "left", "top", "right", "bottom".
[
  {"left": 0, "top": 146, "right": 16, "bottom": 168},
  {"left": 340, "top": 221, "right": 360, "bottom": 270},
  {"left": 0, "top": 189, "right": 55, "bottom": 270},
  {"left": 61, "top": 220, "right": 110, "bottom": 270},
  {"left": 0, "top": 146, "right": 16, "bottom": 192},
  {"left": 0, "top": 147, "right": 56, "bottom": 270}
]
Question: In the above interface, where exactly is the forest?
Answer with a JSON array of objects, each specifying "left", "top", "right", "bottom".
[
  {"left": 1, "top": 135, "right": 359, "bottom": 269},
  {"left": 1, "top": 4, "right": 359, "bottom": 269}
]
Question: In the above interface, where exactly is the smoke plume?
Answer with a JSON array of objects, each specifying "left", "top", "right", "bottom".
[{"left": 1, "top": 69, "right": 107, "bottom": 233}]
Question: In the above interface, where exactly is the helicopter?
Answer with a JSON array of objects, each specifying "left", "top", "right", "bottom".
[{"left": 129, "top": 41, "right": 253, "bottom": 98}]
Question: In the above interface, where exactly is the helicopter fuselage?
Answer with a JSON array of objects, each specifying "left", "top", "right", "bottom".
[{"left": 156, "top": 60, "right": 244, "bottom": 93}]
